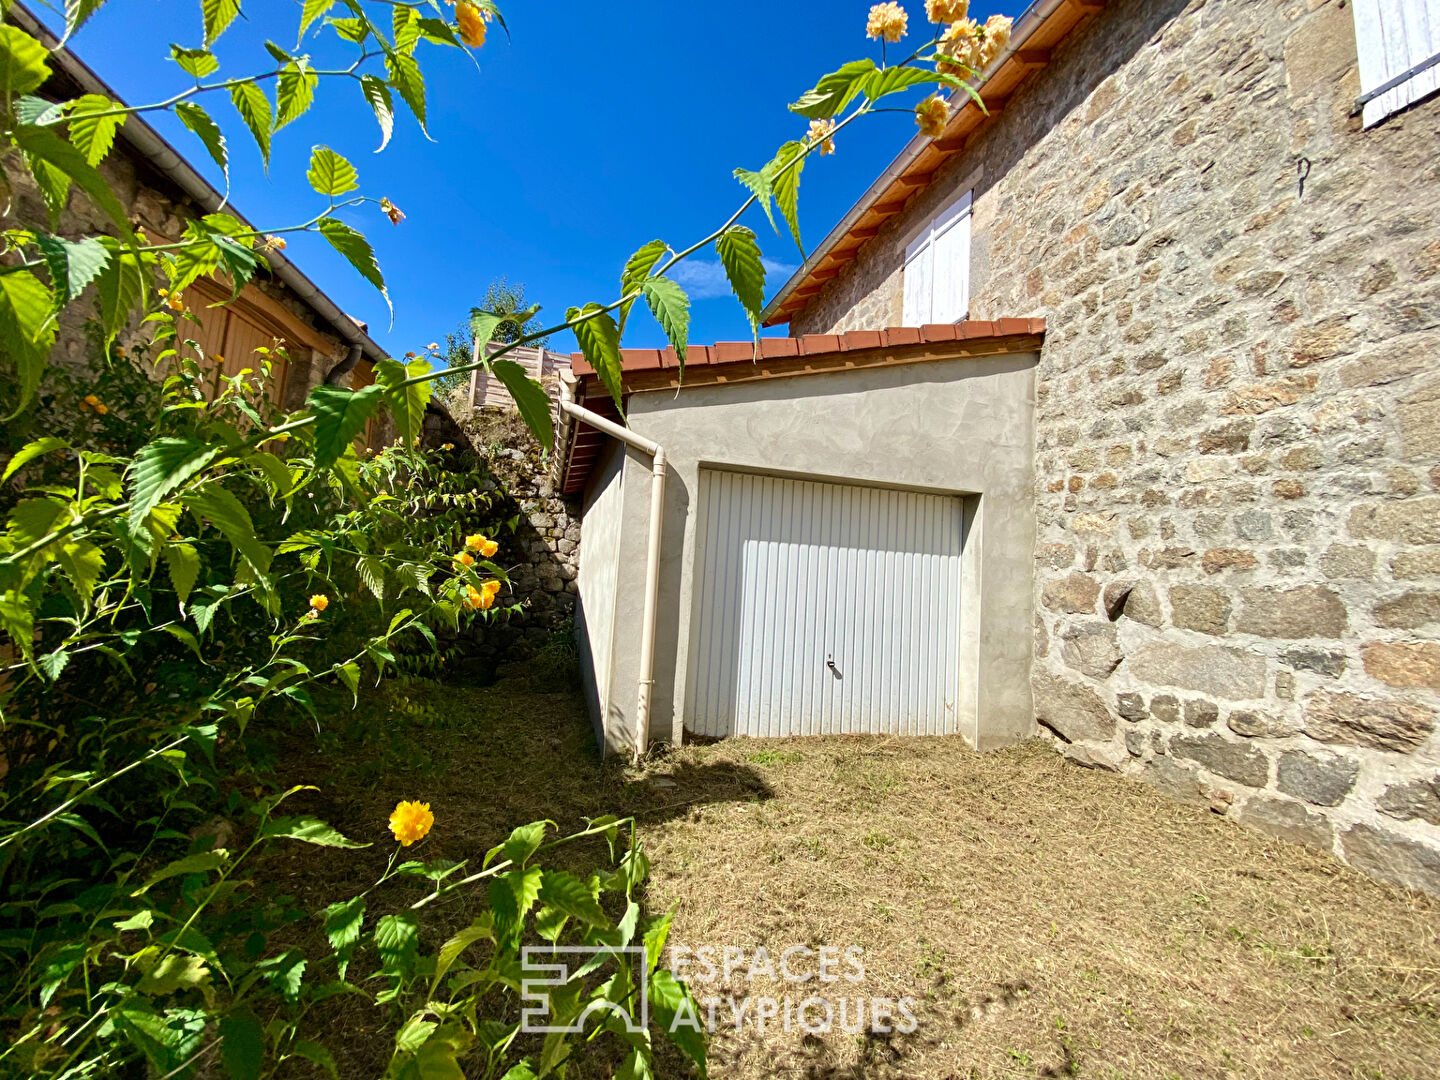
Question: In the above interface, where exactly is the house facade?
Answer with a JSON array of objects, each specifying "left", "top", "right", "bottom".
[{"left": 761, "top": 0, "right": 1439, "bottom": 893}]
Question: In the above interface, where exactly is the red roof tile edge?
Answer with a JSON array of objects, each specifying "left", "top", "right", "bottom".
[{"left": 569, "top": 320, "right": 1045, "bottom": 378}]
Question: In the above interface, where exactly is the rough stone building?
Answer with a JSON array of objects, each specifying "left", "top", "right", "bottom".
[{"left": 761, "top": 0, "right": 1440, "bottom": 892}]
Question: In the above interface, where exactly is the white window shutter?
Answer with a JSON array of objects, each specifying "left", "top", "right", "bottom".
[
  {"left": 1352, "top": 0, "right": 1440, "bottom": 127},
  {"left": 903, "top": 231, "right": 933, "bottom": 326},
  {"left": 931, "top": 193, "right": 972, "bottom": 324}
]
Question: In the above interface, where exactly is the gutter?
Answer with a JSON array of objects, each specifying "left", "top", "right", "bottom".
[
  {"left": 760, "top": 0, "right": 1068, "bottom": 326},
  {"left": 557, "top": 377, "right": 667, "bottom": 764},
  {"left": 7, "top": 4, "right": 388, "bottom": 366}
]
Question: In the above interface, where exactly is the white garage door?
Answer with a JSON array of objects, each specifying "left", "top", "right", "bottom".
[{"left": 687, "top": 470, "right": 964, "bottom": 738}]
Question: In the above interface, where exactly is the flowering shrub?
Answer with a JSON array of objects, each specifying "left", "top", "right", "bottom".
[{"left": 0, "top": 1, "right": 1006, "bottom": 1076}]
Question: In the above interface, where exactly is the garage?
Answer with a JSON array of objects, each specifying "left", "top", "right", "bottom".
[
  {"left": 559, "top": 322, "right": 1043, "bottom": 758},
  {"left": 687, "top": 470, "right": 965, "bottom": 738}
]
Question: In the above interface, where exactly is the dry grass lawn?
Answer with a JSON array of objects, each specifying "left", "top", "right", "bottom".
[{"left": 271, "top": 674, "right": 1440, "bottom": 1080}]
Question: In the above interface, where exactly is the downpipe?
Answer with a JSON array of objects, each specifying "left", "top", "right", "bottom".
[{"left": 557, "top": 387, "right": 666, "bottom": 764}]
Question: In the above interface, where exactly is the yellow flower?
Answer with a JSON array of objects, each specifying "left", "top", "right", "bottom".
[
  {"left": 166, "top": 294, "right": 185, "bottom": 313},
  {"left": 441, "top": 442, "right": 454, "bottom": 451},
  {"left": 456, "top": 551, "right": 475, "bottom": 567},
  {"left": 866, "top": 2, "right": 908, "bottom": 43},
  {"left": 83, "top": 394, "right": 99, "bottom": 406},
  {"left": 114, "top": 345, "right": 126, "bottom": 358},
  {"left": 428, "top": 342, "right": 440, "bottom": 351},
  {"left": 389, "top": 801, "right": 434, "bottom": 846},
  {"left": 380, "top": 197, "right": 405, "bottom": 226},
  {"left": 466, "top": 534, "right": 499, "bottom": 557},
  {"left": 983, "top": 14, "right": 1013, "bottom": 61},
  {"left": 213, "top": 354, "right": 225, "bottom": 365},
  {"left": 463, "top": 585, "right": 494, "bottom": 611},
  {"left": 95, "top": 402, "right": 109, "bottom": 415},
  {"left": 915, "top": 93, "right": 949, "bottom": 138},
  {"left": 265, "top": 234, "right": 287, "bottom": 251},
  {"left": 925, "top": 0, "right": 968, "bottom": 22},
  {"left": 309, "top": 594, "right": 329, "bottom": 612},
  {"left": 482, "top": 579, "right": 501, "bottom": 596},
  {"left": 455, "top": 2, "right": 487, "bottom": 48},
  {"left": 807, "top": 118, "right": 837, "bottom": 156},
  {"left": 938, "top": 18, "right": 983, "bottom": 73}
]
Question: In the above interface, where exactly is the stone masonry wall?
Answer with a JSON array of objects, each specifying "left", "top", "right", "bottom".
[{"left": 790, "top": 0, "right": 1440, "bottom": 893}]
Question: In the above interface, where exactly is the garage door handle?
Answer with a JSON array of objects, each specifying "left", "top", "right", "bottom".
[{"left": 826, "top": 655, "right": 840, "bottom": 677}]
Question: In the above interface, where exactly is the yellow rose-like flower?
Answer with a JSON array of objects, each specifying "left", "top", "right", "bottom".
[
  {"left": 83, "top": 394, "right": 99, "bottom": 406},
  {"left": 481, "top": 579, "right": 502, "bottom": 596},
  {"left": 95, "top": 403, "right": 109, "bottom": 415},
  {"left": 807, "top": 118, "right": 837, "bottom": 156},
  {"left": 441, "top": 442, "right": 454, "bottom": 451},
  {"left": 463, "top": 585, "right": 494, "bottom": 611},
  {"left": 166, "top": 294, "right": 185, "bottom": 313},
  {"left": 938, "top": 18, "right": 983, "bottom": 73},
  {"left": 456, "top": 551, "right": 475, "bottom": 567},
  {"left": 309, "top": 594, "right": 329, "bottom": 612},
  {"left": 915, "top": 93, "right": 949, "bottom": 138},
  {"left": 389, "top": 800, "right": 434, "bottom": 846},
  {"left": 866, "top": 1, "right": 908, "bottom": 43},
  {"left": 982, "top": 14, "right": 1013, "bottom": 62},
  {"left": 466, "top": 534, "right": 499, "bottom": 557},
  {"left": 455, "top": 2, "right": 487, "bottom": 48},
  {"left": 925, "top": 0, "right": 968, "bottom": 23}
]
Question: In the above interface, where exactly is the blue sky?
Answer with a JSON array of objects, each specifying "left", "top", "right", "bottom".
[{"left": 34, "top": 0, "right": 1027, "bottom": 362}]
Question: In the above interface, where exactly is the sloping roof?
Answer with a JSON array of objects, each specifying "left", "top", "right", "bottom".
[
  {"left": 560, "top": 319, "right": 1046, "bottom": 495},
  {"left": 761, "top": 0, "right": 1108, "bottom": 327},
  {"left": 7, "top": 3, "right": 389, "bottom": 365}
]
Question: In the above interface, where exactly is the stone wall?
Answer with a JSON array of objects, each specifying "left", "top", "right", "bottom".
[
  {"left": 455, "top": 408, "right": 581, "bottom": 662},
  {"left": 789, "top": 0, "right": 1440, "bottom": 893}
]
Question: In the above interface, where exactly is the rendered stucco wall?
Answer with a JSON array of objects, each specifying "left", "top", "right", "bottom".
[
  {"left": 788, "top": 0, "right": 1440, "bottom": 893},
  {"left": 575, "top": 440, "right": 625, "bottom": 745},
  {"left": 592, "top": 352, "right": 1037, "bottom": 757}
]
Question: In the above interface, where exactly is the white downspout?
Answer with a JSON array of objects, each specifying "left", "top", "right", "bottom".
[{"left": 557, "top": 382, "right": 666, "bottom": 763}]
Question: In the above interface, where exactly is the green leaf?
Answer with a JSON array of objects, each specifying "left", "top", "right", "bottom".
[
  {"left": 219, "top": 1008, "right": 264, "bottom": 1080},
  {"left": 863, "top": 65, "right": 946, "bottom": 101},
  {"left": 416, "top": 17, "right": 461, "bottom": 48},
  {"left": 170, "top": 45, "right": 220, "bottom": 79},
  {"left": 618, "top": 239, "right": 667, "bottom": 335},
  {"left": 299, "top": 0, "right": 337, "bottom": 41},
  {"left": 733, "top": 167, "right": 777, "bottom": 235},
  {"left": 385, "top": 50, "right": 427, "bottom": 132},
  {"left": 250, "top": 451, "right": 293, "bottom": 497},
  {"left": 8, "top": 497, "right": 66, "bottom": 549},
  {"left": 316, "top": 217, "right": 390, "bottom": 317},
  {"left": 490, "top": 360, "right": 553, "bottom": 452},
  {"left": 715, "top": 225, "right": 766, "bottom": 333},
  {"left": 765, "top": 141, "right": 807, "bottom": 258},
  {"left": 290, "top": 1042, "right": 338, "bottom": 1079},
  {"left": 649, "top": 970, "right": 708, "bottom": 1077},
  {"left": 260, "top": 815, "right": 370, "bottom": 848},
  {"left": 182, "top": 483, "right": 273, "bottom": 581},
  {"left": 164, "top": 542, "right": 201, "bottom": 607},
  {"left": 374, "top": 357, "right": 432, "bottom": 447},
  {"left": 487, "top": 866, "right": 542, "bottom": 946},
  {"left": 33, "top": 234, "right": 109, "bottom": 304},
  {"left": 64, "top": 0, "right": 108, "bottom": 39},
  {"left": 132, "top": 849, "right": 230, "bottom": 895},
  {"left": 0, "top": 269, "right": 57, "bottom": 415},
  {"left": 355, "top": 553, "right": 385, "bottom": 600},
  {"left": 568, "top": 304, "right": 625, "bottom": 414},
  {"left": 470, "top": 309, "right": 503, "bottom": 349},
  {"left": 229, "top": 82, "right": 273, "bottom": 168},
  {"left": 642, "top": 908, "right": 675, "bottom": 977},
  {"left": 94, "top": 243, "right": 147, "bottom": 345},
  {"left": 536, "top": 870, "right": 607, "bottom": 926},
  {"left": 323, "top": 896, "right": 365, "bottom": 953},
  {"left": 175, "top": 102, "right": 228, "bottom": 182},
  {"left": 136, "top": 954, "right": 211, "bottom": 996},
  {"left": 202, "top": 0, "right": 242, "bottom": 46},
  {"left": 641, "top": 277, "right": 689, "bottom": 369},
  {"left": 789, "top": 59, "right": 875, "bottom": 118},
  {"left": 359, "top": 75, "right": 394, "bottom": 152},
  {"left": 306, "top": 145, "right": 359, "bottom": 197},
  {"left": 58, "top": 539, "right": 105, "bottom": 608},
  {"left": 12, "top": 123, "right": 134, "bottom": 239},
  {"left": 3, "top": 436, "right": 68, "bottom": 481},
  {"left": 486, "top": 820, "right": 549, "bottom": 868},
  {"left": 333, "top": 660, "right": 360, "bottom": 705},
  {"left": 375, "top": 912, "right": 419, "bottom": 973},
  {"left": 128, "top": 438, "right": 220, "bottom": 532},
  {"left": 67, "top": 94, "right": 124, "bottom": 167},
  {"left": 500, "top": 1064, "right": 540, "bottom": 1080},
  {"left": 307, "top": 383, "right": 384, "bottom": 469},
  {"left": 0, "top": 25, "right": 51, "bottom": 98},
  {"left": 392, "top": 4, "right": 420, "bottom": 53},
  {"left": 276, "top": 60, "right": 318, "bottom": 130}
]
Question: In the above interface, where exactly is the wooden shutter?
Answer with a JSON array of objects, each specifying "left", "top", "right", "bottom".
[
  {"left": 1352, "top": 0, "right": 1439, "bottom": 127},
  {"left": 901, "top": 191, "right": 972, "bottom": 325}
]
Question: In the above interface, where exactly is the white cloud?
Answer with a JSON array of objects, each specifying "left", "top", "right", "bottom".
[{"left": 669, "top": 257, "right": 798, "bottom": 300}]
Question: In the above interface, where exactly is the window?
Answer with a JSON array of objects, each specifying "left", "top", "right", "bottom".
[
  {"left": 902, "top": 191, "right": 972, "bottom": 326},
  {"left": 1351, "top": 0, "right": 1439, "bottom": 127}
]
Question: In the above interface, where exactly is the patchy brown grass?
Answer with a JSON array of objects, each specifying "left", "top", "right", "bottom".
[{"left": 266, "top": 675, "right": 1440, "bottom": 1080}]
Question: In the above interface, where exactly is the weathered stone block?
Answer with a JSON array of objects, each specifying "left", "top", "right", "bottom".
[
  {"left": 1342, "top": 824, "right": 1440, "bottom": 895},
  {"left": 1284, "top": 0, "right": 1357, "bottom": 97},
  {"left": 1227, "top": 709, "right": 1299, "bottom": 738},
  {"left": 1141, "top": 756, "right": 1206, "bottom": 806},
  {"left": 1061, "top": 622, "right": 1123, "bottom": 678},
  {"left": 1063, "top": 742, "right": 1126, "bottom": 772},
  {"left": 1184, "top": 699, "right": 1219, "bottom": 728},
  {"left": 1150, "top": 694, "right": 1181, "bottom": 724},
  {"left": 1116, "top": 691, "right": 1147, "bottom": 722},
  {"left": 1124, "top": 729, "right": 1148, "bottom": 757},
  {"left": 1282, "top": 648, "right": 1346, "bottom": 677},
  {"left": 1392, "top": 549, "right": 1440, "bottom": 579},
  {"left": 1303, "top": 691, "right": 1436, "bottom": 752},
  {"left": 1319, "top": 544, "right": 1376, "bottom": 581},
  {"left": 1378, "top": 776, "right": 1440, "bottom": 826},
  {"left": 1128, "top": 642, "right": 1268, "bottom": 699},
  {"left": 1042, "top": 572, "right": 1101, "bottom": 614},
  {"left": 1033, "top": 672, "right": 1116, "bottom": 743},
  {"left": 1202, "top": 548, "right": 1259, "bottom": 574},
  {"left": 1399, "top": 380, "right": 1440, "bottom": 461},
  {"left": 1363, "top": 641, "right": 1440, "bottom": 689},
  {"left": 1373, "top": 590, "right": 1440, "bottom": 630},
  {"left": 1276, "top": 751, "right": 1359, "bottom": 807},
  {"left": 1236, "top": 585, "right": 1348, "bottom": 639},
  {"left": 1348, "top": 497, "right": 1440, "bottom": 544},
  {"left": 1241, "top": 797, "right": 1335, "bottom": 852},
  {"left": 1233, "top": 510, "right": 1273, "bottom": 541},
  {"left": 1170, "top": 585, "right": 1231, "bottom": 635},
  {"left": 1171, "top": 734, "right": 1269, "bottom": 787}
]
